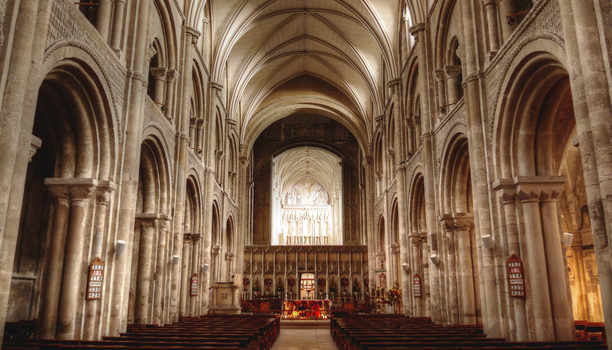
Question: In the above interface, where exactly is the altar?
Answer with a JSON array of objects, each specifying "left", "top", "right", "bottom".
[{"left": 282, "top": 299, "right": 330, "bottom": 320}]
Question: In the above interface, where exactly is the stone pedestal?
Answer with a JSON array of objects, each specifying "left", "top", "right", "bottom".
[{"left": 208, "top": 282, "right": 240, "bottom": 315}]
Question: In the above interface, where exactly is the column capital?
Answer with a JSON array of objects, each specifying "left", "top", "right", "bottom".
[
  {"left": 445, "top": 64, "right": 462, "bottom": 78},
  {"left": 440, "top": 213, "right": 474, "bottom": 231},
  {"left": 136, "top": 213, "right": 158, "bottom": 228},
  {"left": 45, "top": 178, "right": 97, "bottom": 202},
  {"left": 409, "top": 23, "right": 425, "bottom": 36},
  {"left": 186, "top": 27, "right": 201, "bottom": 44},
  {"left": 191, "top": 233, "right": 201, "bottom": 241},
  {"left": 387, "top": 78, "right": 401, "bottom": 95},
  {"left": 210, "top": 81, "right": 224, "bottom": 91},
  {"left": 184, "top": 233, "right": 193, "bottom": 242},
  {"left": 96, "top": 181, "right": 116, "bottom": 205},
  {"left": 514, "top": 176, "right": 565, "bottom": 202},
  {"left": 29, "top": 135, "right": 42, "bottom": 163},
  {"left": 150, "top": 67, "right": 167, "bottom": 79}
]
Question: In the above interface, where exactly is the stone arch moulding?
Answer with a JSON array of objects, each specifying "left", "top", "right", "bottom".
[{"left": 41, "top": 42, "right": 121, "bottom": 179}]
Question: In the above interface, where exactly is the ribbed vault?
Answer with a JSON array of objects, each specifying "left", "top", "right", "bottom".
[{"left": 207, "top": 0, "right": 413, "bottom": 147}]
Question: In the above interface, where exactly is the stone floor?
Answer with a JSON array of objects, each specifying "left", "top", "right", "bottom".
[{"left": 271, "top": 328, "right": 338, "bottom": 350}]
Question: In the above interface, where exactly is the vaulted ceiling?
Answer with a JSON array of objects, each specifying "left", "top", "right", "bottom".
[{"left": 204, "top": 0, "right": 414, "bottom": 149}]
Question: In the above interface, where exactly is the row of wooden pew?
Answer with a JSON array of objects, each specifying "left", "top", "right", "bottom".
[
  {"left": 331, "top": 315, "right": 608, "bottom": 350},
  {"left": 4, "top": 315, "right": 279, "bottom": 350}
]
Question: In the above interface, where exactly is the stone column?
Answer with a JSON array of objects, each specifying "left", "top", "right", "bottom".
[
  {"left": 445, "top": 65, "right": 461, "bottom": 106},
  {"left": 150, "top": 67, "right": 167, "bottom": 106},
  {"left": 482, "top": 0, "right": 500, "bottom": 57},
  {"left": 494, "top": 180, "right": 527, "bottom": 341},
  {"left": 410, "top": 22, "right": 442, "bottom": 322},
  {"left": 498, "top": 0, "right": 516, "bottom": 41},
  {"left": 57, "top": 180, "right": 97, "bottom": 340},
  {"left": 441, "top": 216, "right": 459, "bottom": 324},
  {"left": 181, "top": 234, "right": 193, "bottom": 317},
  {"left": 135, "top": 214, "right": 157, "bottom": 325},
  {"left": 171, "top": 27, "right": 200, "bottom": 322},
  {"left": 190, "top": 234, "right": 201, "bottom": 316},
  {"left": 0, "top": 5, "right": 51, "bottom": 342},
  {"left": 153, "top": 218, "right": 169, "bottom": 325},
  {"left": 516, "top": 184, "right": 554, "bottom": 341},
  {"left": 164, "top": 69, "right": 177, "bottom": 120},
  {"left": 455, "top": 218, "right": 477, "bottom": 325},
  {"left": 435, "top": 70, "right": 447, "bottom": 116},
  {"left": 39, "top": 184, "right": 70, "bottom": 339},
  {"left": 109, "top": 0, "right": 152, "bottom": 335},
  {"left": 110, "top": 0, "right": 126, "bottom": 52},
  {"left": 459, "top": 0, "right": 502, "bottom": 336},
  {"left": 84, "top": 182, "right": 114, "bottom": 340},
  {"left": 559, "top": 2, "right": 612, "bottom": 347},
  {"left": 96, "top": 0, "right": 113, "bottom": 41},
  {"left": 409, "top": 234, "right": 423, "bottom": 317},
  {"left": 540, "top": 181, "right": 574, "bottom": 341}
]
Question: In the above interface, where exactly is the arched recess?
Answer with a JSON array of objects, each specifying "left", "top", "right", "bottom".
[
  {"left": 147, "top": 0, "right": 178, "bottom": 112},
  {"left": 494, "top": 48, "right": 602, "bottom": 341},
  {"left": 129, "top": 134, "right": 171, "bottom": 326},
  {"left": 408, "top": 172, "right": 428, "bottom": 318},
  {"left": 8, "top": 59, "right": 115, "bottom": 340},
  {"left": 224, "top": 216, "right": 235, "bottom": 281},
  {"left": 182, "top": 175, "right": 203, "bottom": 316},
  {"left": 190, "top": 61, "right": 206, "bottom": 154},
  {"left": 213, "top": 108, "right": 224, "bottom": 185},
  {"left": 376, "top": 215, "right": 387, "bottom": 289},
  {"left": 433, "top": 0, "right": 464, "bottom": 114},
  {"left": 374, "top": 131, "right": 384, "bottom": 197},
  {"left": 405, "top": 59, "right": 421, "bottom": 155},
  {"left": 440, "top": 132, "right": 480, "bottom": 325},
  {"left": 210, "top": 202, "right": 221, "bottom": 284},
  {"left": 227, "top": 133, "right": 239, "bottom": 200},
  {"left": 390, "top": 199, "right": 401, "bottom": 288}
]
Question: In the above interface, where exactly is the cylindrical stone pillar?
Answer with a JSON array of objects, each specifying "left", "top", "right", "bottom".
[
  {"left": 483, "top": 0, "right": 500, "bottom": 55},
  {"left": 40, "top": 184, "right": 70, "bottom": 339},
  {"left": 135, "top": 216, "right": 156, "bottom": 325},
  {"left": 541, "top": 193, "right": 574, "bottom": 341},
  {"left": 180, "top": 234, "right": 192, "bottom": 317},
  {"left": 95, "top": 0, "right": 113, "bottom": 41},
  {"left": 445, "top": 65, "right": 461, "bottom": 105},
  {"left": 150, "top": 67, "right": 167, "bottom": 106},
  {"left": 57, "top": 183, "right": 96, "bottom": 340},
  {"left": 153, "top": 218, "right": 169, "bottom": 325},
  {"left": 519, "top": 193, "right": 554, "bottom": 341},
  {"left": 456, "top": 228, "right": 476, "bottom": 324},
  {"left": 498, "top": 186, "right": 528, "bottom": 341},
  {"left": 110, "top": 0, "right": 126, "bottom": 52},
  {"left": 84, "top": 183, "right": 114, "bottom": 340}
]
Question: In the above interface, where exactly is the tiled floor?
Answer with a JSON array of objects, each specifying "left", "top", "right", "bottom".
[{"left": 271, "top": 328, "right": 338, "bottom": 350}]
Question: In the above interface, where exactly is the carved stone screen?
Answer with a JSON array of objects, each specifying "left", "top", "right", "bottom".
[{"left": 271, "top": 147, "right": 343, "bottom": 245}]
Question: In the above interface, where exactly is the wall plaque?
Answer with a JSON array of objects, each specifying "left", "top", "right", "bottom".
[
  {"left": 412, "top": 274, "right": 422, "bottom": 297},
  {"left": 86, "top": 258, "right": 104, "bottom": 300},
  {"left": 190, "top": 274, "right": 199, "bottom": 296},
  {"left": 507, "top": 254, "right": 525, "bottom": 298}
]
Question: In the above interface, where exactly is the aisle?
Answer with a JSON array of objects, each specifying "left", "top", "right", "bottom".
[{"left": 271, "top": 328, "right": 338, "bottom": 350}]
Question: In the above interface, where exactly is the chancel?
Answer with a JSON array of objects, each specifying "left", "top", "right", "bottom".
[{"left": 0, "top": 1, "right": 611, "bottom": 350}]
